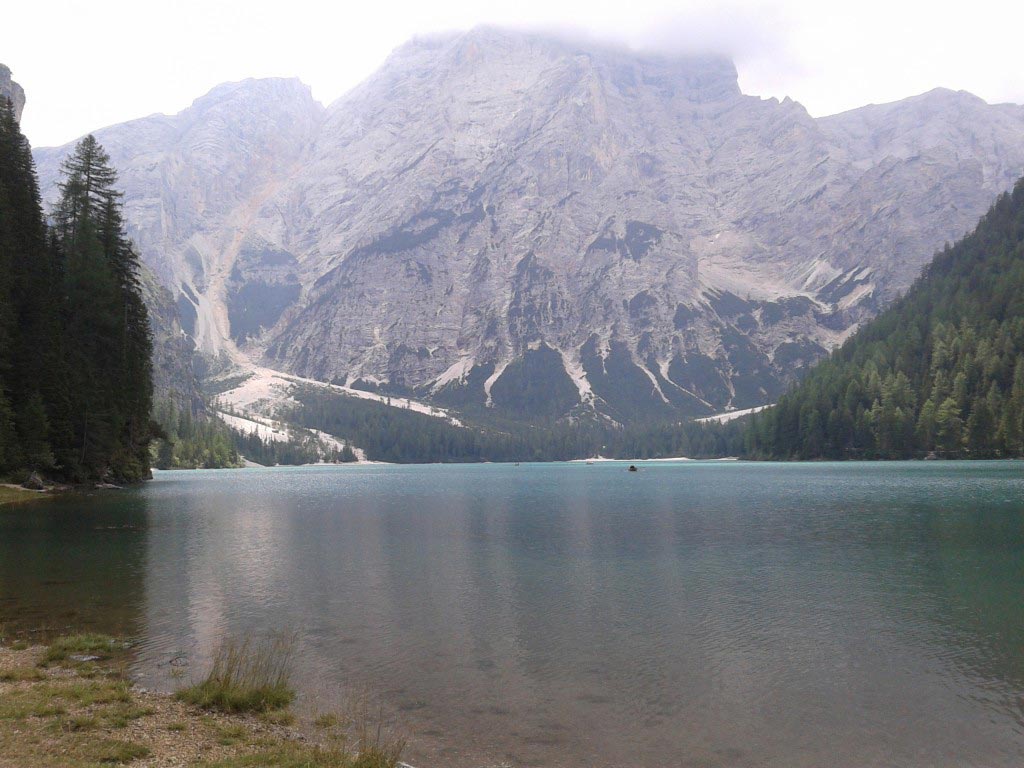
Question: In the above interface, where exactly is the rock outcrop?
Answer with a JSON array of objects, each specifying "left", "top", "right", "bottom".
[
  {"left": 32, "top": 28, "right": 1024, "bottom": 422},
  {"left": 0, "top": 64, "right": 26, "bottom": 123}
]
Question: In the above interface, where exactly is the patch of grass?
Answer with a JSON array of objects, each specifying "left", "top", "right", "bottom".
[
  {"left": 349, "top": 715, "right": 406, "bottom": 768},
  {"left": 2, "top": 629, "right": 407, "bottom": 768},
  {"left": 175, "top": 636, "right": 295, "bottom": 714},
  {"left": 260, "top": 709, "right": 296, "bottom": 726},
  {"left": 42, "top": 634, "right": 121, "bottom": 666},
  {"left": 196, "top": 744, "right": 355, "bottom": 768},
  {"left": 32, "top": 702, "right": 67, "bottom": 718},
  {"left": 61, "top": 680, "right": 133, "bottom": 706},
  {"left": 1, "top": 679, "right": 131, "bottom": 720},
  {"left": 0, "top": 685, "right": 69, "bottom": 720},
  {"left": 313, "top": 712, "right": 339, "bottom": 729},
  {"left": 103, "top": 702, "right": 155, "bottom": 729},
  {"left": 0, "top": 666, "right": 44, "bottom": 682},
  {"left": 349, "top": 744, "right": 406, "bottom": 768},
  {"left": 53, "top": 714, "right": 100, "bottom": 732},
  {"left": 83, "top": 737, "right": 151, "bottom": 764},
  {"left": 0, "top": 485, "right": 43, "bottom": 505},
  {"left": 215, "top": 723, "right": 248, "bottom": 746}
]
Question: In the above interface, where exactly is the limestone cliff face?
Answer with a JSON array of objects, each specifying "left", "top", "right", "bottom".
[
  {"left": 32, "top": 28, "right": 1024, "bottom": 421},
  {"left": 33, "top": 78, "right": 327, "bottom": 360},
  {"left": 0, "top": 64, "right": 26, "bottom": 123}
]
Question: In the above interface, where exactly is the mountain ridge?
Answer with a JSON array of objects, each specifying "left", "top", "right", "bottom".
[{"left": 31, "top": 27, "right": 1024, "bottom": 424}]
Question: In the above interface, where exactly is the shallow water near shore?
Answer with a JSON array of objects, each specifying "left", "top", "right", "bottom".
[{"left": 2, "top": 461, "right": 1023, "bottom": 767}]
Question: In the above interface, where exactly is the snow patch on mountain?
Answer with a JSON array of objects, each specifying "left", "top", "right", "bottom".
[
  {"left": 558, "top": 348, "right": 594, "bottom": 404},
  {"left": 217, "top": 410, "right": 369, "bottom": 462},
  {"left": 430, "top": 356, "right": 477, "bottom": 393},
  {"left": 696, "top": 405, "right": 772, "bottom": 424}
]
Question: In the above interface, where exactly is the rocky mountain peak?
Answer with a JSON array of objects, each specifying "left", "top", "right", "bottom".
[
  {"left": 189, "top": 76, "right": 322, "bottom": 115},
  {"left": 386, "top": 26, "right": 740, "bottom": 106},
  {"left": 0, "top": 64, "right": 26, "bottom": 123},
  {"left": 30, "top": 29, "right": 1024, "bottom": 424}
]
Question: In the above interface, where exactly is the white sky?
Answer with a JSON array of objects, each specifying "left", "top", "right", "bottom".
[{"left": 7, "top": 0, "right": 1024, "bottom": 147}]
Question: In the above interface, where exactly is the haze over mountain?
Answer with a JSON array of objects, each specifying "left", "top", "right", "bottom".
[{"left": 32, "top": 27, "right": 1024, "bottom": 423}]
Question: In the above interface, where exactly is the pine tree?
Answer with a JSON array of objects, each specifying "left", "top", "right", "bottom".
[
  {"left": 52, "top": 136, "right": 154, "bottom": 481},
  {"left": 0, "top": 96, "right": 64, "bottom": 477},
  {"left": 17, "top": 392, "right": 55, "bottom": 471},
  {"left": 0, "top": 107, "right": 154, "bottom": 482},
  {"left": 0, "top": 383, "right": 15, "bottom": 471}
]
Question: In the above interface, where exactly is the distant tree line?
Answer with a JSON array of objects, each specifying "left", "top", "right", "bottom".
[
  {"left": 152, "top": 400, "right": 241, "bottom": 469},
  {"left": 0, "top": 99, "right": 153, "bottom": 483},
  {"left": 153, "top": 399, "right": 363, "bottom": 468},
  {"left": 744, "top": 178, "right": 1024, "bottom": 459},
  {"left": 289, "top": 387, "right": 745, "bottom": 463},
  {"left": 229, "top": 425, "right": 357, "bottom": 466}
]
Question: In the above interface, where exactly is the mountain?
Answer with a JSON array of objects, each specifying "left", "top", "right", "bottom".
[
  {"left": 141, "top": 272, "right": 204, "bottom": 413},
  {"left": 744, "top": 177, "right": 1024, "bottom": 459},
  {"left": 32, "top": 28, "right": 1024, "bottom": 424},
  {"left": 0, "top": 65, "right": 25, "bottom": 123}
]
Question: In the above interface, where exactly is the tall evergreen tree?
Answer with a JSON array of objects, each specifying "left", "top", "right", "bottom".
[
  {"left": 52, "top": 135, "right": 154, "bottom": 481},
  {"left": 0, "top": 96, "right": 64, "bottom": 476},
  {"left": 1, "top": 104, "right": 153, "bottom": 483}
]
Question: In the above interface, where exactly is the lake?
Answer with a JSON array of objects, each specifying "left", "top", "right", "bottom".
[{"left": 2, "top": 461, "right": 1023, "bottom": 767}]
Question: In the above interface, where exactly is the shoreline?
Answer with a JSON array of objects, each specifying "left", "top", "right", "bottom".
[
  {"left": 0, "top": 479, "right": 142, "bottom": 507},
  {"left": 0, "top": 636, "right": 408, "bottom": 768},
  {"left": 567, "top": 456, "right": 741, "bottom": 463},
  {"left": 0, "top": 483, "right": 53, "bottom": 506}
]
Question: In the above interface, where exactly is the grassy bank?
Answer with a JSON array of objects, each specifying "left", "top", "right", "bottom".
[
  {"left": 0, "top": 484, "right": 47, "bottom": 506},
  {"left": 0, "top": 633, "right": 405, "bottom": 768}
]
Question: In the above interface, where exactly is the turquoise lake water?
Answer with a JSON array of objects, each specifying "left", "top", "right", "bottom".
[{"left": 2, "top": 461, "right": 1023, "bottom": 767}]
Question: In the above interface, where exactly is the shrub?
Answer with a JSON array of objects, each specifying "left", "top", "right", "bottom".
[{"left": 175, "top": 635, "right": 295, "bottom": 714}]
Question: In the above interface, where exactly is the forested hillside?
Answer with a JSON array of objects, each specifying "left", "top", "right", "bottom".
[
  {"left": 0, "top": 99, "right": 154, "bottom": 483},
  {"left": 745, "top": 178, "right": 1024, "bottom": 459},
  {"left": 290, "top": 387, "right": 745, "bottom": 463}
]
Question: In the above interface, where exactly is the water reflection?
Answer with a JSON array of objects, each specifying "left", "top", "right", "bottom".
[
  {"left": 2, "top": 462, "right": 1023, "bottom": 767},
  {"left": 0, "top": 490, "right": 150, "bottom": 638}
]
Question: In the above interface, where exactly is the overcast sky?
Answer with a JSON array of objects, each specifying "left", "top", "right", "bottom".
[{"left": 7, "top": 0, "right": 1024, "bottom": 147}]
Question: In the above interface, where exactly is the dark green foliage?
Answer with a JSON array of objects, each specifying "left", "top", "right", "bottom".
[
  {"left": 489, "top": 343, "right": 580, "bottom": 418},
  {"left": 16, "top": 392, "right": 55, "bottom": 471},
  {"left": 581, "top": 338, "right": 675, "bottom": 421},
  {"left": 53, "top": 135, "right": 154, "bottom": 481},
  {"left": 289, "top": 386, "right": 745, "bottom": 463},
  {"left": 0, "top": 97, "right": 63, "bottom": 478},
  {"left": 152, "top": 401, "right": 240, "bottom": 469},
  {"left": 0, "top": 383, "right": 16, "bottom": 470},
  {"left": 227, "top": 425, "right": 348, "bottom": 466},
  {"left": 746, "top": 178, "right": 1024, "bottom": 459},
  {"left": 0, "top": 104, "right": 153, "bottom": 482}
]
